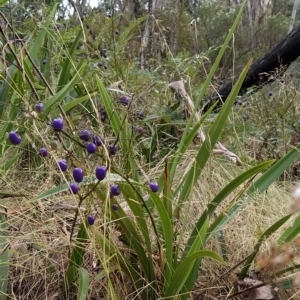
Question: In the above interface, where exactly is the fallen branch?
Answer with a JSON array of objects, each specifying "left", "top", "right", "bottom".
[{"left": 169, "top": 80, "right": 242, "bottom": 166}]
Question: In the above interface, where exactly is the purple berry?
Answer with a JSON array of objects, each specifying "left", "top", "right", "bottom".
[
  {"left": 87, "top": 215, "right": 95, "bottom": 225},
  {"left": 86, "top": 142, "right": 97, "bottom": 154},
  {"left": 35, "top": 103, "right": 44, "bottom": 113},
  {"left": 108, "top": 144, "right": 119, "bottom": 155},
  {"left": 137, "top": 111, "right": 144, "bottom": 119},
  {"left": 100, "top": 111, "right": 107, "bottom": 122},
  {"left": 149, "top": 182, "right": 159, "bottom": 192},
  {"left": 237, "top": 101, "right": 242, "bottom": 106},
  {"left": 8, "top": 131, "right": 21, "bottom": 145},
  {"left": 52, "top": 118, "right": 64, "bottom": 131},
  {"left": 103, "top": 65, "right": 108, "bottom": 70},
  {"left": 95, "top": 166, "right": 107, "bottom": 181},
  {"left": 137, "top": 127, "right": 145, "bottom": 134},
  {"left": 42, "top": 59, "right": 47, "bottom": 65},
  {"left": 119, "top": 96, "right": 130, "bottom": 106},
  {"left": 112, "top": 204, "right": 118, "bottom": 211},
  {"left": 73, "top": 167, "right": 84, "bottom": 183},
  {"left": 269, "top": 91, "right": 273, "bottom": 97},
  {"left": 115, "top": 30, "right": 119, "bottom": 34},
  {"left": 93, "top": 135, "right": 102, "bottom": 146},
  {"left": 110, "top": 185, "right": 120, "bottom": 196},
  {"left": 280, "top": 78, "right": 285, "bottom": 83},
  {"left": 39, "top": 147, "right": 48, "bottom": 157},
  {"left": 219, "top": 81, "right": 223, "bottom": 85},
  {"left": 97, "top": 62, "right": 102, "bottom": 67},
  {"left": 58, "top": 159, "right": 67, "bottom": 172},
  {"left": 69, "top": 183, "right": 79, "bottom": 194},
  {"left": 79, "top": 130, "right": 91, "bottom": 141}
]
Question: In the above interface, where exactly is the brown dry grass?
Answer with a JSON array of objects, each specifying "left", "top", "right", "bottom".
[{"left": 1, "top": 150, "right": 299, "bottom": 300}]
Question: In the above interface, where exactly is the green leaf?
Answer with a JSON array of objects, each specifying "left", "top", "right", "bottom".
[
  {"left": 0, "top": 0, "right": 8, "bottom": 7},
  {"left": 177, "top": 58, "right": 252, "bottom": 213},
  {"left": 212, "top": 142, "right": 300, "bottom": 237},
  {"left": 65, "top": 223, "right": 88, "bottom": 289},
  {"left": 0, "top": 213, "right": 8, "bottom": 300},
  {"left": 277, "top": 214, "right": 300, "bottom": 245},
  {"left": 165, "top": 250, "right": 225, "bottom": 297},
  {"left": 163, "top": 160, "right": 172, "bottom": 219},
  {"left": 150, "top": 192, "right": 173, "bottom": 291},
  {"left": 182, "top": 160, "right": 274, "bottom": 261},
  {"left": 77, "top": 267, "right": 89, "bottom": 300},
  {"left": 239, "top": 214, "right": 292, "bottom": 279},
  {"left": 57, "top": 30, "right": 83, "bottom": 92},
  {"left": 43, "top": 63, "right": 87, "bottom": 114}
]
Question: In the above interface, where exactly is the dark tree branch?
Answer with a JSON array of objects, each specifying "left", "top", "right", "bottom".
[{"left": 204, "top": 23, "right": 300, "bottom": 111}]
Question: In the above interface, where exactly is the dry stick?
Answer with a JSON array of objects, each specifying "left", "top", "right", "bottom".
[{"left": 168, "top": 80, "right": 243, "bottom": 166}]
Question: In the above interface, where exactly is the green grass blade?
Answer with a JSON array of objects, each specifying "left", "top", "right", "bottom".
[
  {"left": 77, "top": 267, "right": 89, "bottom": 300},
  {"left": 239, "top": 214, "right": 292, "bottom": 279},
  {"left": 96, "top": 77, "right": 138, "bottom": 179},
  {"left": 211, "top": 143, "right": 300, "bottom": 236},
  {"left": 57, "top": 30, "right": 83, "bottom": 92},
  {"left": 163, "top": 160, "right": 172, "bottom": 219},
  {"left": 181, "top": 160, "right": 274, "bottom": 261},
  {"left": 43, "top": 63, "right": 87, "bottom": 114},
  {"left": 0, "top": 0, "right": 8, "bottom": 6},
  {"left": 28, "top": 4, "right": 57, "bottom": 59},
  {"left": 1, "top": 151, "right": 22, "bottom": 172},
  {"left": 65, "top": 222, "right": 88, "bottom": 288},
  {"left": 178, "top": 0, "right": 247, "bottom": 147},
  {"left": 165, "top": 250, "right": 225, "bottom": 297},
  {"left": 96, "top": 76, "right": 121, "bottom": 134},
  {"left": 108, "top": 192, "right": 156, "bottom": 289},
  {"left": 150, "top": 192, "right": 173, "bottom": 291},
  {"left": 177, "top": 59, "right": 252, "bottom": 211},
  {"left": 117, "top": 182, "right": 152, "bottom": 252},
  {"left": 277, "top": 214, "right": 300, "bottom": 245},
  {"left": 94, "top": 232, "right": 144, "bottom": 295},
  {"left": 59, "top": 92, "right": 97, "bottom": 113},
  {"left": 0, "top": 213, "right": 8, "bottom": 300},
  {"left": 169, "top": 102, "right": 218, "bottom": 187}
]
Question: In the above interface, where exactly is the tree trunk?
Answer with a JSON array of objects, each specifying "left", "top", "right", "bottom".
[
  {"left": 289, "top": 0, "right": 300, "bottom": 33},
  {"left": 204, "top": 23, "right": 300, "bottom": 111}
]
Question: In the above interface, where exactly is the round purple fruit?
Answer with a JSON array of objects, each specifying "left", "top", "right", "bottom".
[
  {"left": 73, "top": 167, "right": 84, "bottom": 183},
  {"left": 87, "top": 215, "right": 95, "bottom": 225},
  {"left": 149, "top": 182, "right": 159, "bottom": 193},
  {"left": 35, "top": 103, "right": 44, "bottom": 113},
  {"left": 58, "top": 159, "right": 67, "bottom": 172},
  {"left": 69, "top": 183, "right": 79, "bottom": 194},
  {"left": 39, "top": 147, "right": 48, "bottom": 157},
  {"left": 8, "top": 131, "right": 21, "bottom": 145},
  {"left": 110, "top": 185, "right": 120, "bottom": 196},
  {"left": 79, "top": 130, "right": 91, "bottom": 141},
  {"left": 52, "top": 118, "right": 64, "bottom": 131},
  {"left": 86, "top": 142, "right": 97, "bottom": 154}
]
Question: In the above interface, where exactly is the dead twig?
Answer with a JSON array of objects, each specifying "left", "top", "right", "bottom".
[{"left": 169, "top": 80, "right": 242, "bottom": 166}]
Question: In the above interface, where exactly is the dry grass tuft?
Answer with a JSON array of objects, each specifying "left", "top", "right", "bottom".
[{"left": 0, "top": 151, "right": 298, "bottom": 299}]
